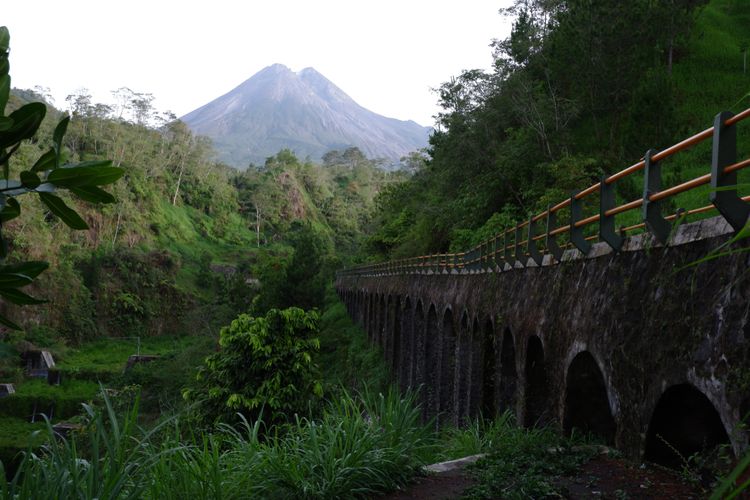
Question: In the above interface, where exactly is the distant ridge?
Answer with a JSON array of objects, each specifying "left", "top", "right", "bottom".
[{"left": 181, "top": 64, "right": 431, "bottom": 168}]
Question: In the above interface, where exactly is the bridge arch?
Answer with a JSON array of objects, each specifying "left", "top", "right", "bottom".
[
  {"left": 563, "top": 350, "right": 616, "bottom": 444},
  {"left": 390, "top": 295, "right": 402, "bottom": 374},
  {"left": 524, "top": 335, "right": 549, "bottom": 428},
  {"left": 398, "top": 296, "right": 413, "bottom": 391},
  {"left": 413, "top": 300, "right": 426, "bottom": 392},
  {"left": 498, "top": 327, "right": 518, "bottom": 416},
  {"left": 455, "top": 310, "right": 472, "bottom": 423},
  {"left": 378, "top": 294, "right": 387, "bottom": 347},
  {"left": 480, "top": 316, "right": 496, "bottom": 419},
  {"left": 383, "top": 295, "right": 394, "bottom": 362},
  {"left": 367, "top": 293, "right": 376, "bottom": 341},
  {"left": 468, "top": 317, "right": 483, "bottom": 419},
  {"left": 357, "top": 290, "right": 367, "bottom": 329},
  {"left": 644, "top": 383, "right": 731, "bottom": 468},
  {"left": 439, "top": 307, "right": 456, "bottom": 424},
  {"left": 425, "top": 304, "right": 439, "bottom": 418}
]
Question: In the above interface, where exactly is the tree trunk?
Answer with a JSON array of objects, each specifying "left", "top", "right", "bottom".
[
  {"left": 112, "top": 209, "right": 122, "bottom": 249},
  {"left": 172, "top": 158, "right": 185, "bottom": 205},
  {"left": 254, "top": 204, "right": 261, "bottom": 247}
]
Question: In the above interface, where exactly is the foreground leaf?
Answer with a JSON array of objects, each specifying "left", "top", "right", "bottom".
[
  {"left": 47, "top": 163, "right": 123, "bottom": 188},
  {"left": 70, "top": 185, "right": 116, "bottom": 203},
  {"left": 38, "top": 192, "right": 88, "bottom": 229},
  {"left": 0, "top": 260, "right": 48, "bottom": 279},
  {"left": 0, "top": 312, "right": 21, "bottom": 330},
  {"left": 0, "top": 197, "right": 20, "bottom": 222},
  {"left": 0, "top": 287, "right": 46, "bottom": 305},
  {"left": 0, "top": 102, "right": 46, "bottom": 149}
]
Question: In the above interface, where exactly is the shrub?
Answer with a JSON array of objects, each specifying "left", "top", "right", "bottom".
[{"left": 185, "top": 307, "right": 323, "bottom": 426}]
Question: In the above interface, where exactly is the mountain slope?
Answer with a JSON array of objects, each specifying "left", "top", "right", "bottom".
[{"left": 181, "top": 64, "right": 431, "bottom": 168}]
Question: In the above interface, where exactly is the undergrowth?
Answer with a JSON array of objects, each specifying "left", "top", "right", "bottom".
[
  {"left": 461, "top": 421, "right": 598, "bottom": 500},
  {"left": 317, "top": 288, "right": 390, "bottom": 393},
  {"left": 0, "top": 386, "right": 432, "bottom": 499}
]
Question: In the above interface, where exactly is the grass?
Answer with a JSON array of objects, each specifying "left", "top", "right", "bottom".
[
  {"left": 56, "top": 335, "right": 204, "bottom": 379},
  {"left": 0, "top": 386, "right": 434, "bottom": 499},
  {"left": 0, "top": 379, "right": 99, "bottom": 421},
  {"left": 436, "top": 411, "right": 515, "bottom": 461}
]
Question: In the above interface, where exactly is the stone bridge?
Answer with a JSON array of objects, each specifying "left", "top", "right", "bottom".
[{"left": 336, "top": 216, "right": 750, "bottom": 464}]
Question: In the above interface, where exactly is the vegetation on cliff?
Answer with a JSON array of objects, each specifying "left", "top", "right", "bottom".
[{"left": 368, "top": 0, "right": 749, "bottom": 259}]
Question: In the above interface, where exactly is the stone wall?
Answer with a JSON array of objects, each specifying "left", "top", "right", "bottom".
[{"left": 336, "top": 216, "right": 750, "bottom": 460}]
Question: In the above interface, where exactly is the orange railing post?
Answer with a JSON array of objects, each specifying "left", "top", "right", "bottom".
[{"left": 337, "top": 109, "right": 750, "bottom": 279}]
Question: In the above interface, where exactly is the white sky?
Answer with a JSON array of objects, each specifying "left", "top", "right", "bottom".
[{"left": 4, "top": 1, "right": 513, "bottom": 127}]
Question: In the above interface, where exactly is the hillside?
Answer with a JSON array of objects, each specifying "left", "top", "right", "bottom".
[
  {"left": 367, "top": 0, "right": 750, "bottom": 259},
  {"left": 181, "top": 64, "right": 431, "bottom": 168}
]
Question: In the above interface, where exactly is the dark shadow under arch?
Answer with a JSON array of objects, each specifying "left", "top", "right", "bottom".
[
  {"left": 378, "top": 294, "right": 387, "bottom": 347},
  {"left": 399, "top": 297, "right": 413, "bottom": 391},
  {"left": 413, "top": 301, "right": 426, "bottom": 391},
  {"left": 384, "top": 295, "right": 393, "bottom": 361},
  {"left": 524, "top": 336, "right": 548, "bottom": 428},
  {"left": 644, "top": 384, "right": 730, "bottom": 469},
  {"left": 439, "top": 309, "right": 455, "bottom": 424},
  {"left": 563, "top": 351, "right": 616, "bottom": 444},
  {"left": 391, "top": 296, "right": 401, "bottom": 375},
  {"left": 498, "top": 328, "right": 517, "bottom": 414},
  {"left": 468, "top": 317, "right": 483, "bottom": 419},
  {"left": 455, "top": 312, "right": 471, "bottom": 423},
  {"left": 424, "top": 304, "right": 439, "bottom": 419},
  {"left": 481, "top": 318, "right": 496, "bottom": 419}
]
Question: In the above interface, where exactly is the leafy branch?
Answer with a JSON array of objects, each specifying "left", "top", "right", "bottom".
[{"left": 0, "top": 26, "right": 123, "bottom": 329}]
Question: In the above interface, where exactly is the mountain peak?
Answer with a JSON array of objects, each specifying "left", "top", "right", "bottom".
[
  {"left": 297, "top": 66, "right": 320, "bottom": 76},
  {"left": 263, "top": 63, "right": 293, "bottom": 73},
  {"left": 181, "top": 66, "right": 431, "bottom": 168}
]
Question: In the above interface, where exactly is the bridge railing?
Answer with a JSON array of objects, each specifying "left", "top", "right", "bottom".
[{"left": 338, "top": 109, "right": 750, "bottom": 278}]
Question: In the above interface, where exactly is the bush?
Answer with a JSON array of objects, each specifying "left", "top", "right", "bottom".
[{"left": 185, "top": 307, "right": 323, "bottom": 426}]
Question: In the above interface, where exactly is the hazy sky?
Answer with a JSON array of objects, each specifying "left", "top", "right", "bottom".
[{"left": 4, "top": 1, "right": 512, "bottom": 127}]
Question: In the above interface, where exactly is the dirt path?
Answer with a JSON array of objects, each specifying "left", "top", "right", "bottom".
[
  {"left": 377, "top": 455, "right": 706, "bottom": 499},
  {"left": 378, "top": 469, "right": 476, "bottom": 500}
]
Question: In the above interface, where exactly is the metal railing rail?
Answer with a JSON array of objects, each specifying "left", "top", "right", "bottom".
[{"left": 338, "top": 109, "right": 750, "bottom": 278}]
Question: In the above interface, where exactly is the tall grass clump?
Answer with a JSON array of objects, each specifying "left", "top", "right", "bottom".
[
  {"left": 0, "top": 390, "right": 163, "bottom": 499},
  {"left": 437, "top": 411, "right": 515, "bottom": 461},
  {"left": 1, "top": 386, "right": 432, "bottom": 499},
  {"left": 224, "top": 386, "right": 434, "bottom": 499}
]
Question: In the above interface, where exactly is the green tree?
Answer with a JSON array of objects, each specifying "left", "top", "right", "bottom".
[
  {"left": 0, "top": 26, "right": 123, "bottom": 328},
  {"left": 186, "top": 307, "right": 323, "bottom": 425}
]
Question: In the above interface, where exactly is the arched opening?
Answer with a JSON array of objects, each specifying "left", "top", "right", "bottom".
[
  {"left": 413, "top": 301, "right": 426, "bottom": 392},
  {"left": 424, "top": 305, "right": 439, "bottom": 419},
  {"left": 383, "top": 295, "right": 393, "bottom": 361},
  {"left": 439, "top": 309, "right": 456, "bottom": 424},
  {"left": 357, "top": 292, "right": 365, "bottom": 328},
  {"left": 455, "top": 312, "right": 471, "bottom": 423},
  {"left": 399, "top": 298, "right": 413, "bottom": 391},
  {"left": 468, "top": 318, "right": 483, "bottom": 419},
  {"left": 524, "top": 336, "right": 548, "bottom": 428},
  {"left": 563, "top": 351, "right": 615, "bottom": 444},
  {"left": 367, "top": 294, "right": 375, "bottom": 341},
  {"left": 498, "top": 328, "right": 517, "bottom": 414},
  {"left": 481, "top": 318, "right": 496, "bottom": 419},
  {"left": 644, "top": 384, "right": 731, "bottom": 469},
  {"left": 391, "top": 296, "right": 401, "bottom": 375},
  {"left": 378, "top": 294, "right": 387, "bottom": 347}
]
